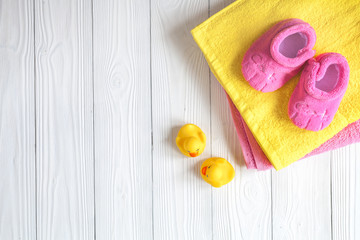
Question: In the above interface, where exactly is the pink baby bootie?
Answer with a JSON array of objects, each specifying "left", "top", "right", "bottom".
[
  {"left": 242, "top": 19, "right": 316, "bottom": 92},
  {"left": 288, "top": 53, "right": 350, "bottom": 131}
]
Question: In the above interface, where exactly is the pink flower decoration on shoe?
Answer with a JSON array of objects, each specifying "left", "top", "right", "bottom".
[
  {"left": 241, "top": 19, "right": 316, "bottom": 92},
  {"left": 288, "top": 53, "right": 350, "bottom": 131}
]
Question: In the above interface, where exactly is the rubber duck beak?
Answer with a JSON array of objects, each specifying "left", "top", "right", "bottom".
[
  {"left": 189, "top": 152, "right": 198, "bottom": 157},
  {"left": 201, "top": 166, "right": 207, "bottom": 175}
]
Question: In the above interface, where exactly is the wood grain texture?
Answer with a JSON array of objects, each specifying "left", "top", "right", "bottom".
[
  {"left": 331, "top": 143, "right": 360, "bottom": 240},
  {"left": 34, "top": 0, "right": 94, "bottom": 239},
  {"left": 0, "top": 0, "right": 36, "bottom": 239},
  {"left": 93, "top": 0, "right": 152, "bottom": 239},
  {"left": 272, "top": 155, "right": 332, "bottom": 240},
  {"left": 151, "top": 0, "right": 212, "bottom": 239}
]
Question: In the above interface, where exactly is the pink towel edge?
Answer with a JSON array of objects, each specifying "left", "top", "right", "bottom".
[{"left": 226, "top": 93, "right": 360, "bottom": 170}]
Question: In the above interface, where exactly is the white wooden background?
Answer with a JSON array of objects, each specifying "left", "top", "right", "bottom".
[{"left": 0, "top": 0, "right": 359, "bottom": 239}]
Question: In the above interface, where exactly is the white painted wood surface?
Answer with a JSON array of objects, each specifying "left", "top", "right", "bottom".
[
  {"left": 0, "top": 0, "right": 359, "bottom": 239},
  {"left": 93, "top": 0, "right": 152, "bottom": 239},
  {"left": 0, "top": 0, "right": 35, "bottom": 239},
  {"left": 151, "top": 0, "right": 212, "bottom": 238},
  {"left": 34, "top": 0, "right": 94, "bottom": 239}
]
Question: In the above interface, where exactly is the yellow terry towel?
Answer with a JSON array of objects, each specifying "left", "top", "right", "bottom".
[{"left": 191, "top": 0, "right": 360, "bottom": 170}]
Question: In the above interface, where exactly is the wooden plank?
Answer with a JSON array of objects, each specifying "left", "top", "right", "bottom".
[
  {"left": 92, "top": 0, "right": 152, "bottom": 239},
  {"left": 272, "top": 155, "right": 332, "bottom": 240},
  {"left": 34, "top": 0, "right": 94, "bottom": 239},
  {"left": 209, "top": 1, "right": 271, "bottom": 239},
  {"left": 151, "top": 0, "right": 212, "bottom": 239},
  {"left": 331, "top": 143, "right": 360, "bottom": 240},
  {"left": 210, "top": 79, "right": 272, "bottom": 240},
  {"left": 0, "top": 0, "right": 36, "bottom": 239}
]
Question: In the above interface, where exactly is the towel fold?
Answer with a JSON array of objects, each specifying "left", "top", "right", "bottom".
[
  {"left": 227, "top": 94, "right": 360, "bottom": 170},
  {"left": 192, "top": 0, "right": 360, "bottom": 170}
]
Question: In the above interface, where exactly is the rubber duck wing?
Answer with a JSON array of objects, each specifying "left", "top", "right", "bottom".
[{"left": 198, "top": 131, "right": 206, "bottom": 144}]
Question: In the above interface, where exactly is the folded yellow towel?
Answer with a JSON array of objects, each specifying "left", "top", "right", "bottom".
[{"left": 191, "top": 0, "right": 360, "bottom": 170}]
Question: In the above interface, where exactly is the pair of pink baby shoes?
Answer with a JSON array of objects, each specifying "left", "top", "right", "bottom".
[{"left": 241, "top": 19, "right": 350, "bottom": 131}]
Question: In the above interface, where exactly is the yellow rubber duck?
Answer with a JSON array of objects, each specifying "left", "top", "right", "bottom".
[
  {"left": 200, "top": 157, "right": 235, "bottom": 188},
  {"left": 176, "top": 124, "right": 206, "bottom": 158}
]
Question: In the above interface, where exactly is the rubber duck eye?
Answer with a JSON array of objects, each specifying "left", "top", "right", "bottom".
[
  {"left": 187, "top": 151, "right": 190, "bottom": 153},
  {"left": 196, "top": 149, "right": 199, "bottom": 151},
  {"left": 206, "top": 175, "right": 208, "bottom": 177},
  {"left": 208, "top": 166, "right": 211, "bottom": 169}
]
